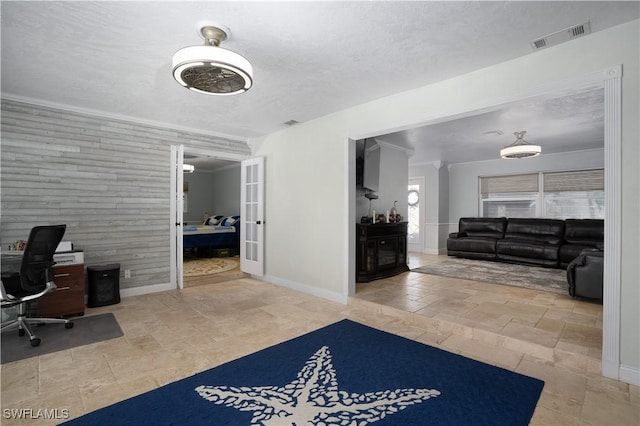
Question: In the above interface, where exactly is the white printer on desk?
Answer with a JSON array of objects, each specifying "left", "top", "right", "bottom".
[{"left": 54, "top": 241, "right": 84, "bottom": 265}]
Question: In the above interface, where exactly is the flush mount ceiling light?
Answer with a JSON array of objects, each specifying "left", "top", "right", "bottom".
[
  {"left": 183, "top": 164, "right": 195, "bottom": 173},
  {"left": 500, "top": 131, "right": 541, "bottom": 159},
  {"left": 172, "top": 24, "right": 253, "bottom": 96}
]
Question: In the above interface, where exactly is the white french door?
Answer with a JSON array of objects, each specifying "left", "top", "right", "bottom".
[
  {"left": 170, "top": 145, "right": 185, "bottom": 289},
  {"left": 240, "top": 157, "right": 264, "bottom": 276}
]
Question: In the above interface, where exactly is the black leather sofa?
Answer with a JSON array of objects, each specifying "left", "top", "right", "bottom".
[{"left": 447, "top": 217, "right": 604, "bottom": 269}]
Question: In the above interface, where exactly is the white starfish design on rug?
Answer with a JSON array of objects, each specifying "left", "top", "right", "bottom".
[{"left": 195, "top": 345, "right": 441, "bottom": 425}]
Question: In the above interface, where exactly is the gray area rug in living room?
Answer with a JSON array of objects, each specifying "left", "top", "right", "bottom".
[{"left": 412, "top": 258, "right": 568, "bottom": 295}]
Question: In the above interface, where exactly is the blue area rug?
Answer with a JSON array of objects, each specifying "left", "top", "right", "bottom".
[{"left": 64, "top": 319, "right": 544, "bottom": 425}]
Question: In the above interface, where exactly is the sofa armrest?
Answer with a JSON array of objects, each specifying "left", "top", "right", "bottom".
[{"left": 567, "top": 250, "right": 604, "bottom": 299}]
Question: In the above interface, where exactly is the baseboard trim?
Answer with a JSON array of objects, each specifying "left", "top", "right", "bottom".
[
  {"left": 259, "top": 274, "right": 348, "bottom": 305},
  {"left": 120, "top": 282, "right": 174, "bottom": 298},
  {"left": 116, "top": 275, "right": 350, "bottom": 305},
  {"left": 619, "top": 364, "right": 640, "bottom": 386}
]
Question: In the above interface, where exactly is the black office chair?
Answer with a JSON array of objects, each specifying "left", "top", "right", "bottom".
[{"left": 1, "top": 225, "right": 74, "bottom": 347}]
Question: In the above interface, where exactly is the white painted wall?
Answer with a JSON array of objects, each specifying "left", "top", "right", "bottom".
[
  {"left": 251, "top": 124, "right": 348, "bottom": 301},
  {"left": 251, "top": 20, "right": 638, "bottom": 381},
  {"left": 183, "top": 171, "right": 214, "bottom": 223},
  {"left": 209, "top": 165, "right": 241, "bottom": 217}
]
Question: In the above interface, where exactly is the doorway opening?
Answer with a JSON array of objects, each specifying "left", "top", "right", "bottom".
[
  {"left": 346, "top": 65, "right": 622, "bottom": 382},
  {"left": 170, "top": 146, "right": 248, "bottom": 289}
]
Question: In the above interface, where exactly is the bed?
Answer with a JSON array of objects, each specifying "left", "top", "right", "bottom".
[{"left": 183, "top": 215, "right": 240, "bottom": 252}]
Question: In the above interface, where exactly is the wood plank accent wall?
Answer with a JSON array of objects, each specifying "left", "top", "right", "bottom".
[{"left": 1, "top": 99, "right": 250, "bottom": 290}]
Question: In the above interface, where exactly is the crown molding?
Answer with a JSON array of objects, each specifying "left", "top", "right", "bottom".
[{"left": 0, "top": 93, "right": 248, "bottom": 144}]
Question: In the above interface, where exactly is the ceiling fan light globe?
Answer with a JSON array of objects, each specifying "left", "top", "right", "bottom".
[
  {"left": 500, "top": 144, "right": 542, "bottom": 159},
  {"left": 172, "top": 45, "right": 253, "bottom": 95}
]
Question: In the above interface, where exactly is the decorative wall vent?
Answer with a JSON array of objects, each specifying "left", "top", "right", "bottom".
[{"left": 530, "top": 21, "right": 591, "bottom": 50}]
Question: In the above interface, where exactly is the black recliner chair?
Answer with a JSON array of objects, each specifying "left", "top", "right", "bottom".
[
  {"left": 1, "top": 225, "right": 74, "bottom": 347},
  {"left": 566, "top": 249, "right": 603, "bottom": 301}
]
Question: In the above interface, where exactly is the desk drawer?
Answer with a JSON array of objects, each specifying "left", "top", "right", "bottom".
[
  {"left": 52, "top": 265, "right": 84, "bottom": 290},
  {"left": 36, "top": 264, "right": 85, "bottom": 317}
]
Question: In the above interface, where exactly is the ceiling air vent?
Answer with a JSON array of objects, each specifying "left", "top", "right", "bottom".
[
  {"left": 530, "top": 21, "right": 591, "bottom": 50},
  {"left": 533, "top": 39, "right": 547, "bottom": 49}
]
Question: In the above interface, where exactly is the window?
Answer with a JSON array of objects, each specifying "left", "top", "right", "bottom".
[
  {"left": 543, "top": 169, "right": 604, "bottom": 219},
  {"left": 480, "top": 173, "right": 538, "bottom": 218},
  {"left": 480, "top": 169, "right": 604, "bottom": 219},
  {"left": 482, "top": 196, "right": 537, "bottom": 218}
]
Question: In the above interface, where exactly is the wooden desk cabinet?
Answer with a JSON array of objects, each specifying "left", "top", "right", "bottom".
[
  {"left": 36, "top": 264, "right": 85, "bottom": 317},
  {"left": 356, "top": 222, "right": 409, "bottom": 282}
]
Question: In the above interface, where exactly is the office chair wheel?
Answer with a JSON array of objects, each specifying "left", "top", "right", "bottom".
[
  {"left": 65, "top": 322, "right": 74, "bottom": 329},
  {"left": 18, "top": 329, "right": 25, "bottom": 336},
  {"left": 30, "top": 338, "right": 41, "bottom": 347}
]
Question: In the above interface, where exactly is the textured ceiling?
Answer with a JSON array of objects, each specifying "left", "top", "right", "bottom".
[
  {"left": 1, "top": 1, "right": 638, "bottom": 164},
  {"left": 378, "top": 88, "right": 606, "bottom": 164}
]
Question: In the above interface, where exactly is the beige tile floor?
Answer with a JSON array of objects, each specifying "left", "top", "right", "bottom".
[{"left": 1, "top": 254, "right": 638, "bottom": 425}]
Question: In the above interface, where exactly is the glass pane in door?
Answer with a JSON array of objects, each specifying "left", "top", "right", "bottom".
[{"left": 408, "top": 183, "right": 420, "bottom": 244}]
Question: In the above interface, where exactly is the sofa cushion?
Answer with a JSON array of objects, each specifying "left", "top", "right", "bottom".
[
  {"left": 564, "top": 219, "right": 604, "bottom": 246},
  {"left": 447, "top": 236, "right": 498, "bottom": 254},
  {"left": 504, "top": 218, "right": 565, "bottom": 245},
  {"left": 496, "top": 239, "right": 560, "bottom": 261},
  {"left": 458, "top": 217, "right": 507, "bottom": 239}
]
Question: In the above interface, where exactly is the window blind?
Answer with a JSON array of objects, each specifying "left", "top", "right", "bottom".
[
  {"left": 480, "top": 173, "right": 539, "bottom": 194},
  {"left": 543, "top": 169, "right": 604, "bottom": 192}
]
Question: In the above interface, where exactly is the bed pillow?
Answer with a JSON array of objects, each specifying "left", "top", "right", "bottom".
[
  {"left": 221, "top": 216, "right": 239, "bottom": 226},
  {"left": 205, "top": 215, "right": 224, "bottom": 225}
]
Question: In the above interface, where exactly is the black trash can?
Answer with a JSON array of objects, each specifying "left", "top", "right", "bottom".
[{"left": 87, "top": 264, "right": 121, "bottom": 307}]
